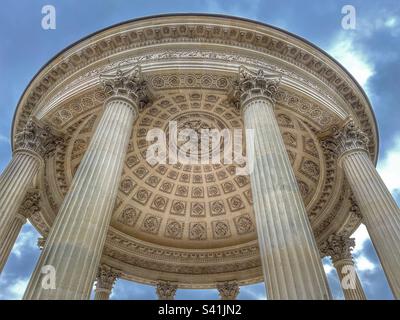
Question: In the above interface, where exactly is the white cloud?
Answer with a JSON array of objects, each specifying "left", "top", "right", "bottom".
[
  {"left": 0, "top": 133, "right": 10, "bottom": 145},
  {"left": 8, "top": 278, "right": 29, "bottom": 299},
  {"left": 0, "top": 276, "right": 29, "bottom": 300},
  {"left": 205, "top": 0, "right": 261, "bottom": 20},
  {"left": 11, "top": 226, "right": 37, "bottom": 258},
  {"left": 358, "top": 13, "right": 400, "bottom": 37},
  {"left": 323, "top": 263, "right": 335, "bottom": 275},
  {"left": 355, "top": 255, "right": 376, "bottom": 272},
  {"left": 377, "top": 135, "right": 400, "bottom": 196},
  {"left": 239, "top": 284, "right": 266, "bottom": 300},
  {"left": 327, "top": 32, "right": 375, "bottom": 91},
  {"left": 384, "top": 16, "right": 398, "bottom": 29},
  {"left": 351, "top": 224, "right": 370, "bottom": 254}
]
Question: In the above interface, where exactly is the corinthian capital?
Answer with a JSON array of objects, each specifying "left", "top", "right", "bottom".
[
  {"left": 321, "top": 119, "right": 369, "bottom": 159},
  {"left": 18, "top": 190, "right": 40, "bottom": 218},
  {"left": 156, "top": 280, "right": 178, "bottom": 300},
  {"left": 95, "top": 264, "right": 121, "bottom": 292},
  {"left": 217, "top": 281, "right": 240, "bottom": 300},
  {"left": 14, "top": 118, "right": 63, "bottom": 160},
  {"left": 319, "top": 234, "right": 355, "bottom": 263},
  {"left": 231, "top": 66, "right": 281, "bottom": 109},
  {"left": 100, "top": 65, "right": 150, "bottom": 111}
]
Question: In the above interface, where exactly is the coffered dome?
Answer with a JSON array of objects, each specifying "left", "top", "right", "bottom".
[{"left": 14, "top": 14, "right": 378, "bottom": 288}]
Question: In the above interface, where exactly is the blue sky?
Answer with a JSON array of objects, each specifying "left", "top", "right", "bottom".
[{"left": 0, "top": 0, "right": 399, "bottom": 300}]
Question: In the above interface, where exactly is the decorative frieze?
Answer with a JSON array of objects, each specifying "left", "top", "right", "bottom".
[
  {"left": 349, "top": 194, "right": 363, "bottom": 219},
  {"left": 18, "top": 190, "right": 40, "bottom": 218}
]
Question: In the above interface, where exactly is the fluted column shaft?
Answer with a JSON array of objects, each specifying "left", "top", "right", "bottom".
[
  {"left": 242, "top": 95, "right": 330, "bottom": 299},
  {"left": 0, "top": 119, "right": 60, "bottom": 272},
  {"left": 0, "top": 214, "right": 26, "bottom": 272},
  {"left": 23, "top": 97, "right": 137, "bottom": 300},
  {"left": 0, "top": 190, "right": 40, "bottom": 274},
  {"left": 320, "top": 234, "right": 366, "bottom": 300},
  {"left": 0, "top": 153, "right": 40, "bottom": 245},
  {"left": 94, "top": 290, "right": 111, "bottom": 300},
  {"left": 333, "top": 258, "right": 366, "bottom": 300},
  {"left": 341, "top": 150, "right": 400, "bottom": 298}
]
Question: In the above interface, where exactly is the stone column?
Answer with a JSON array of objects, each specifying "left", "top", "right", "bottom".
[
  {"left": 0, "top": 190, "right": 40, "bottom": 273},
  {"left": 156, "top": 281, "right": 178, "bottom": 300},
  {"left": 236, "top": 67, "right": 331, "bottom": 299},
  {"left": 0, "top": 120, "right": 59, "bottom": 247},
  {"left": 320, "top": 234, "right": 366, "bottom": 300},
  {"left": 94, "top": 264, "right": 120, "bottom": 300},
  {"left": 322, "top": 120, "right": 400, "bottom": 299},
  {"left": 23, "top": 65, "right": 149, "bottom": 300},
  {"left": 217, "top": 281, "right": 240, "bottom": 300}
]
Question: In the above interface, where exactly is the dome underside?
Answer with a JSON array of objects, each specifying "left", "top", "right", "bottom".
[
  {"left": 18, "top": 14, "right": 374, "bottom": 286},
  {"left": 37, "top": 85, "right": 356, "bottom": 286}
]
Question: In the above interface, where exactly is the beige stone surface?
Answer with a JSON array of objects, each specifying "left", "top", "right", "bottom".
[
  {"left": 0, "top": 153, "right": 39, "bottom": 246},
  {"left": 240, "top": 69, "right": 330, "bottom": 299},
  {"left": 217, "top": 281, "right": 240, "bottom": 300},
  {"left": 94, "top": 264, "right": 120, "bottom": 300},
  {"left": 23, "top": 97, "right": 137, "bottom": 299},
  {"left": 0, "top": 214, "right": 26, "bottom": 273},
  {"left": 319, "top": 234, "right": 366, "bottom": 300},
  {"left": 342, "top": 150, "right": 400, "bottom": 299},
  {"left": 0, "top": 15, "right": 392, "bottom": 299},
  {"left": 333, "top": 259, "right": 366, "bottom": 300},
  {"left": 156, "top": 280, "right": 178, "bottom": 300}
]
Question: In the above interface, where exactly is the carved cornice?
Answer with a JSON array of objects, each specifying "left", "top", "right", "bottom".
[
  {"left": 321, "top": 119, "right": 370, "bottom": 160},
  {"left": 231, "top": 66, "right": 281, "bottom": 109},
  {"left": 18, "top": 190, "right": 40, "bottom": 218},
  {"left": 100, "top": 65, "right": 150, "bottom": 112},
  {"left": 105, "top": 230, "right": 259, "bottom": 263},
  {"left": 336, "top": 194, "right": 363, "bottom": 238},
  {"left": 319, "top": 234, "right": 355, "bottom": 262},
  {"left": 48, "top": 78, "right": 340, "bottom": 131},
  {"left": 95, "top": 264, "right": 121, "bottom": 291},
  {"left": 14, "top": 118, "right": 63, "bottom": 160},
  {"left": 349, "top": 194, "right": 362, "bottom": 219},
  {"left": 103, "top": 246, "right": 261, "bottom": 275},
  {"left": 313, "top": 183, "right": 349, "bottom": 239},
  {"left": 156, "top": 280, "right": 178, "bottom": 300},
  {"left": 13, "top": 18, "right": 377, "bottom": 165},
  {"left": 217, "top": 281, "right": 240, "bottom": 300}
]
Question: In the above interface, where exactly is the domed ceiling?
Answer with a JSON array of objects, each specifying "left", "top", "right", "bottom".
[
  {"left": 47, "top": 89, "right": 324, "bottom": 251},
  {"left": 17, "top": 14, "right": 378, "bottom": 287}
]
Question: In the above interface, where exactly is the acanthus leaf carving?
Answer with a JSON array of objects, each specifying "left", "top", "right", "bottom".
[
  {"left": 14, "top": 118, "right": 64, "bottom": 160},
  {"left": 230, "top": 66, "right": 281, "bottom": 109},
  {"left": 156, "top": 280, "right": 178, "bottom": 300},
  {"left": 217, "top": 280, "right": 240, "bottom": 300},
  {"left": 319, "top": 234, "right": 355, "bottom": 262},
  {"left": 100, "top": 65, "right": 151, "bottom": 111},
  {"left": 321, "top": 119, "right": 370, "bottom": 159},
  {"left": 95, "top": 264, "right": 121, "bottom": 291}
]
